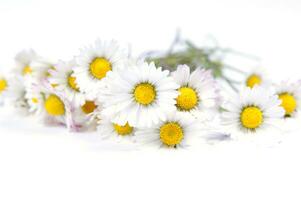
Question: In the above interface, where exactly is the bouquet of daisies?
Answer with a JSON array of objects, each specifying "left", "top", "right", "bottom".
[{"left": 0, "top": 37, "right": 300, "bottom": 148}]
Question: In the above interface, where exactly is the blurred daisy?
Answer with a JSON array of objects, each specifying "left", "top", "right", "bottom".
[
  {"left": 0, "top": 74, "right": 9, "bottom": 104},
  {"left": 14, "top": 49, "right": 40, "bottom": 77},
  {"left": 245, "top": 67, "right": 267, "bottom": 88},
  {"left": 135, "top": 112, "right": 201, "bottom": 148},
  {"left": 73, "top": 39, "right": 127, "bottom": 97},
  {"left": 100, "top": 62, "right": 179, "bottom": 128},
  {"left": 5, "top": 76, "right": 30, "bottom": 113},
  {"left": 80, "top": 100, "right": 99, "bottom": 117},
  {"left": 97, "top": 117, "right": 136, "bottom": 141},
  {"left": 275, "top": 81, "right": 301, "bottom": 118},
  {"left": 49, "top": 60, "right": 86, "bottom": 107},
  {"left": 171, "top": 65, "right": 220, "bottom": 116},
  {"left": 222, "top": 86, "right": 284, "bottom": 136},
  {"left": 39, "top": 81, "right": 76, "bottom": 131},
  {"left": 24, "top": 77, "right": 44, "bottom": 114},
  {"left": 72, "top": 99, "right": 101, "bottom": 130},
  {"left": 31, "top": 58, "right": 57, "bottom": 81}
]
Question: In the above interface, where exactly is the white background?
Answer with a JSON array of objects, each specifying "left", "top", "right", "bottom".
[{"left": 1, "top": 0, "right": 301, "bottom": 199}]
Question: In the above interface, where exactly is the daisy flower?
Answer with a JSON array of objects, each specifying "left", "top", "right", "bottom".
[
  {"left": 38, "top": 81, "right": 77, "bottom": 131},
  {"left": 222, "top": 86, "right": 284, "bottom": 136},
  {"left": 274, "top": 81, "right": 301, "bottom": 118},
  {"left": 73, "top": 39, "right": 128, "bottom": 97},
  {"left": 24, "top": 77, "right": 44, "bottom": 114},
  {"left": 31, "top": 58, "right": 57, "bottom": 81},
  {"left": 97, "top": 117, "right": 136, "bottom": 141},
  {"left": 244, "top": 67, "right": 268, "bottom": 88},
  {"left": 13, "top": 49, "right": 40, "bottom": 77},
  {"left": 135, "top": 112, "right": 201, "bottom": 148},
  {"left": 100, "top": 62, "right": 179, "bottom": 128},
  {"left": 72, "top": 99, "right": 101, "bottom": 131},
  {"left": 171, "top": 65, "right": 220, "bottom": 116},
  {"left": 5, "top": 76, "right": 29, "bottom": 112},
  {"left": 49, "top": 60, "right": 86, "bottom": 107}
]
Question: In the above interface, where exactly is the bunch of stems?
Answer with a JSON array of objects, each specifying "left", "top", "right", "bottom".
[{"left": 144, "top": 32, "right": 260, "bottom": 91}]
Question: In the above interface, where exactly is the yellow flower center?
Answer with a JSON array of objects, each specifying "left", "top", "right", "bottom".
[
  {"left": 22, "top": 65, "right": 32, "bottom": 75},
  {"left": 89, "top": 57, "right": 112, "bottom": 80},
  {"left": 81, "top": 101, "right": 97, "bottom": 114},
  {"left": 240, "top": 106, "right": 263, "bottom": 130},
  {"left": 176, "top": 87, "right": 198, "bottom": 111},
  {"left": 160, "top": 122, "right": 184, "bottom": 147},
  {"left": 44, "top": 94, "right": 65, "bottom": 116},
  {"left": 134, "top": 83, "right": 156, "bottom": 105},
  {"left": 67, "top": 75, "right": 79, "bottom": 92},
  {"left": 113, "top": 122, "right": 134, "bottom": 136},
  {"left": 278, "top": 93, "right": 297, "bottom": 117},
  {"left": 32, "top": 98, "right": 39, "bottom": 104},
  {"left": 246, "top": 74, "right": 262, "bottom": 88},
  {"left": 0, "top": 79, "right": 8, "bottom": 93}
]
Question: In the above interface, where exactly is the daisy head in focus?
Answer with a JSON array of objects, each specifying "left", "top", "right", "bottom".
[
  {"left": 135, "top": 112, "right": 201, "bottom": 149},
  {"left": 48, "top": 60, "right": 86, "bottom": 107},
  {"left": 97, "top": 116, "right": 136, "bottom": 142},
  {"left": 73, "top": 39, "right": 128, "bottom": 97},
  {"left": 13, "top": 49, "right": 40, "bottom": 77},
  {"left": 171, "top": 64, "right": 220, "bottom": 117},
  {"left": 274, "top": 80, "right": 301, "bottom": 118},
  {"left": 244, "top": 67, "right": 268, "bottom": 89},
  {"left": 100, "top": 62, "right": 179, "bottom": 128},
  {"left": 222, "top": 86, "right": 285, "bottom": 139}
]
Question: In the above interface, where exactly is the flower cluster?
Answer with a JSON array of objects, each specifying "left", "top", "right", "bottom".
[{"left": 0, "top": 39, "right": 300, "bottom": 148}]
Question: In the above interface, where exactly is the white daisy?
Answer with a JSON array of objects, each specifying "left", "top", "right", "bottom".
[
  {"left": 97, "top": 117, "right": 136, "bottom": 141},
  {"left": 73, "top": 39, "right": 128, "bottom": 97},
  {"left": 5, "top": 76, "right": 29, "bottom": 113},
  {"left": 49, "top": 60, "right": 86, "bottom": 107},
  {"left": 274, "top": 80, "right": 301, "bottom": 118},
  {"left": 222, "top": 86, "right": 285, "bottom": 137},
  {"left": 38, "top": 81, "right": 77, "bottom": 131},
  {"left": 13, "top": 49, "right": 40, "bottom": 77},
  {"left": 171, "top": 65, "right": 220, "bottom": 116},
  {"left": 24, "top": 77, "right": 44, "bottom": 114},
  {"left": 31, "top": 57, "right": 57, "bottom": 81},
  {"left": 83, "top": 99, "right": 102, "bottom": 123},
  {"left": 135, "top": 112, "right": 201, "bottom": 148},
  {"left": 100, "top": 62, "right": 179, "bottom": 128},
  {"left": 72, "top": 98, "right": 101, "bottom": 131},
  {"left": 244, "top": 67, "right": 268, "bottom": 88}
]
